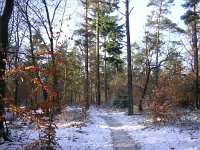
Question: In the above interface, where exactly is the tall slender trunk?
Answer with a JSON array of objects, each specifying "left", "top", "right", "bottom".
[
  {"left": 84, "top": 0, "right": 89, "bottom": 110},
  {"left": 64, "top": 64, "right": 67, "bottom": 104},
  {"left": 90, "top": 79, "right": 93, "bottom": 104},
  {"left": 139, "top": 34, "right": 152, "bottom": 111},
  {"left": 104, "top": 49, "right": 108, "bottom": 103},
  {"left": 0, "top": 0, "right": 14, "bottom": 141},
  {"left": 95, "top": 4, "right": 101, "bottom": 106},
  {"left": 14, "top": 80, "right": 19, "bottom": 106},
  {"left": 155, "top": 0, "right": 162, "bottom": 86},
  {"left": 43, "top": 0, "right": 59, "bottom": 116},
  {"left": 126, "top": 0, "right": 133, "bottom": 115},
  {"left": 192, "top": 5, "right": 199, "bottom": 109},
  {"left": 14, "top": 12, "right": 20, "bottom": 107},
  {"left": 139, "top": 68, "right": 151, "bottom": 111},
  {"left": 70, "top": 91, "right": 73, "bottom": 105},
  {"left": 145, "top": 34, "right": 149, "bottom": 76}
]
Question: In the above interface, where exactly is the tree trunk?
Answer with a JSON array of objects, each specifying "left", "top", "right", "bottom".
[
  {"left": 104, "top": 49, "right": 108, "bottom": 103},
  {"left": 155, "top": 0, "right": 162, "bottom": 86},
  {"left": 70, "top": 91, "right": 73, "bottom": 105},
  {"left": 84, "top": 0, "right": 89, "bottom": 110},
  {"left": 125, "top": 0, "right": 133, "bottom": 115},
  {"left": 24, "top": 1, "right": 48, "bottom": 102},
  {"left": 0, "top": 0, "right": 14, "bottom": 141},
  {"left": 14, "top": 11, "right": 20, "bottom": 107},
  {"left": 192, "top": 5, "right": 199, "bottom": 109},
  {"left": 139, "top": 68, "right": 151, "bottom": 111},
  {"left": 43, "top": 0, "right": 59, "bottom": 116},
  {"left": 139, "top": 35, "right": 151, "bottom": 111},
  {"left": 14, "top": 79, "right": 19, "bottom": 107},
  {"left": 95, "top": 4, "right": 101, "bottom": 106},
  {"left": 64, "top": 64, "right": 67, "bottom": 104}
]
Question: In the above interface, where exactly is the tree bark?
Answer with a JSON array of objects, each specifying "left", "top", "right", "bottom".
[
  {"left": 95, "top": 3, "right": 101, "bottom": 106},
  {"left": 104, "top": 49, "right": 108, "bottom": 103},
  {"left": 192, "top": 4, "right": 199, "bottom": 109},
  {"left": 84, "top": 0, "right": 89, "bottom": 110},
  {"left": 14, "top": 11, "right": 20, "bottom": 107},
  {"left": 155, "top": 0, "right": 162, "bottom": 86},
  {"left": 0, "top": 0, "right": 14, "bottom": 141},
  {"left": 126, "top": 0, "right": 133, "bottom": 115},
  {"left": 42, "top": 0, "right": 59, "bottom": 115},
  {"left": 139, "top": 66, "right": 152, "bottom": 112}
]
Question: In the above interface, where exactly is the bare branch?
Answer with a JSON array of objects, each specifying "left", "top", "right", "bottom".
[
  {"left": 8, "top": 51, "right": 51, "bottom": 60},
  {"left": 117, "top": 9, "right": 125, "bottom": 16},
  {"left": 27, "top": 3, "right": 50, "bottom": 39},
  {"left": 55, "top": 0, "right": 67, "bottom": 47},
  {"left": 129, "top": 6, "right": 134, "bottom": 15},
  {"left": 42, "top": 0, "right": 52, "bottom": 40},
  {"left": 51, "top": 0, "right": 62, "bottom": 24}
]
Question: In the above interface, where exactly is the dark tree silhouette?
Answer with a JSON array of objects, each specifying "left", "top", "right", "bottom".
[
  {"left": 125, "top": 0, "right": 133, "bottom": 115},
  {"left": 0, "top": 0, "right": 14, "bottom": 141}
]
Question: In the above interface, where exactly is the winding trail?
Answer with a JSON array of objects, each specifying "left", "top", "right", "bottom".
[{"left": 101, "top": 116, "right": 140, "bottom": 150}]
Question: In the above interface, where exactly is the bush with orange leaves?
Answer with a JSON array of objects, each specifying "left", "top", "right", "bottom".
[{"left": 149, "top": 87, "right": 175, "bottom": 124}]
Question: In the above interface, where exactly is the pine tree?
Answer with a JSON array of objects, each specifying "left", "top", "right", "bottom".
[
  {"left": 78, "top": 0, "right": 90, "bottom": 110},
  {"left": 95, "top": 1, "right": 101, "bottom": 106},
  {"left": 99, "top": 7, "right": 124, "bottom": 103},
  {"left": 146, "top": 0, "right": 175, "bottom": 86},
  {"left": 135, "top": 0, "right": 183, "bottom": 111},
  {"left": 89, "top": 0, "right": 121, "bottom": 105},
  {"left": 125, "top": 0, "right": 133, "bottom": 115},
  {"left": 84, "top": 0, "right": 90, "bottom": 110},
  {"left": 181, "top": 0, "right": 200, "bottom": 109}
]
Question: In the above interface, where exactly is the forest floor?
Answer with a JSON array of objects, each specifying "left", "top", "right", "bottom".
[{"left": 1, "top": 106, "right": 200, "bottom": 150}]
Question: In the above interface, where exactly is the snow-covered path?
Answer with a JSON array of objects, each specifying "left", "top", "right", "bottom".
[
  {"left": 1, "top": 106, "right": 200, "bottom": 150},
  {"left": 101, "top": 115, "right": 139, "bottom": 150},
  {"left": 56, "top": 107, "right": 113, "bottom": 150},
  {"left": 89, "top": 107, "right": 200, "bottom": 150}
]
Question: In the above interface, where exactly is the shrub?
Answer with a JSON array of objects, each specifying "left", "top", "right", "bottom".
[
  {"left": 113, "top": 94, "right": 127, "bottom": 108},
  {"left": 177, "top": 98, "right": 192, "bottom": 108},
  {"left": 148, "top": 88, "right": 175, "bottom": 124}
]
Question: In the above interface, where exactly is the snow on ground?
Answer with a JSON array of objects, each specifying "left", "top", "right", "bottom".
[
  {"left": 1, "top": 106, "right": 113, "bottom": 150},
  {"left": 56, "top": 107, "right": 113, "bottom": 150},
  {"left": 92, "top": 107, "right": 200, "bottom": 150},
  {"left": 1, "top": 106, "right": 200, "bottom": 150}
]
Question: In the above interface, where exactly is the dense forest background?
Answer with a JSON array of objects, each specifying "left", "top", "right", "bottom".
[{"left": 0, "top": 0, "right": 200, "bottom": 148}]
